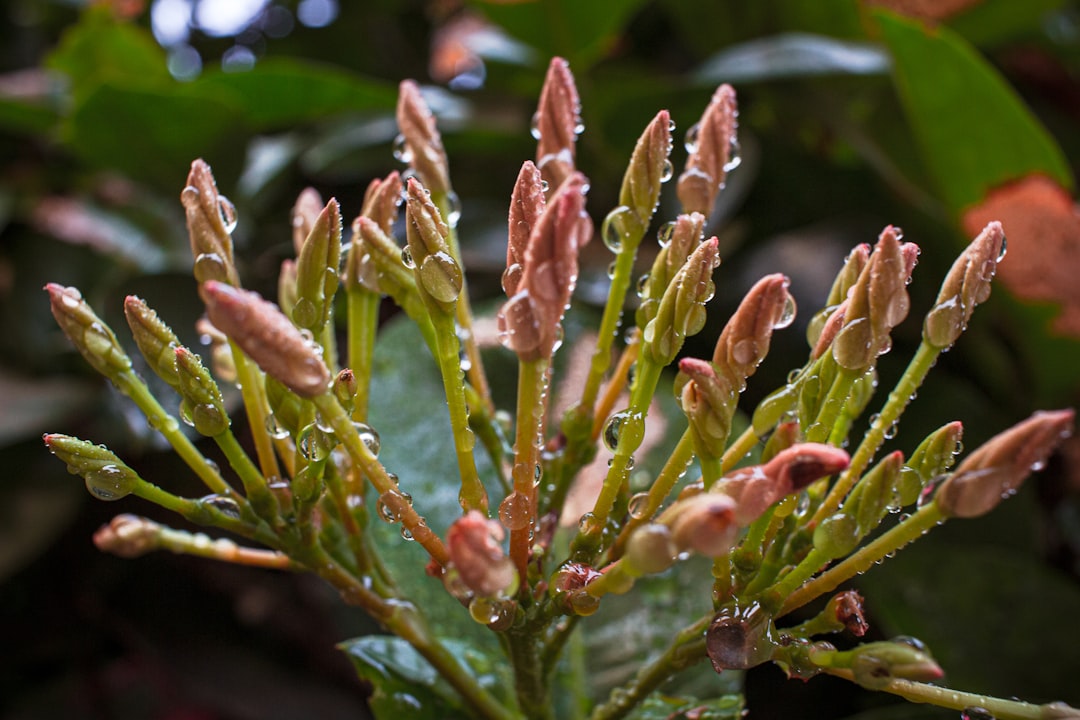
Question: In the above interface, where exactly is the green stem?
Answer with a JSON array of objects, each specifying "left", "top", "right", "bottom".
[
  {"left": 215, "top": 430, "right": 278, "bottom": 522},
  {"left": 511, "top": 358, "right": 549, "bottom": 580},
  {"left": 508, "top": 631, "right": 553, "bottom": 720},
  {"left": 813, "top": 342, "right": 941, "bottom": 526},
  {"left": 807, "top": 368, "right": 857, "bottom": 444},
  {"left": 779, "top": 502, "right": 945, "bottom": 617},
  {"left": 228, "top": 341, "right": 283, "bottom": 482},
  {"left": 758, "top": 546, "right": 831, "bottom": 614},
  {"left": 347, "top": 286, "right": 381, "bottom": 421},
  {"left": 588, "top": 614, "right": 711, "bottom": 720},
  {"left": 115, "top": 371, "right": 237, "bottom": 498},
  {"left": 826, "top": 670, "right": 1063, "bottom": 720},
  {"left": 430, "top": 313, "right": 487, "bottom": 513}
]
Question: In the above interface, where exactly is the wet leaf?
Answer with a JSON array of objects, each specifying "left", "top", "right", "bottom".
[
  {"left": 695, "top": 33, "right": 890, "bottom": 84},
  {"left": 875, "top": 11, "right": 1073, "bottom": 212},
  {"left": 624, "top": 692, "right": 744, "bottom": 719}
]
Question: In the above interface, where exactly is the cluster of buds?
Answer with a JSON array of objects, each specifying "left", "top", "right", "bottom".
[{"left": 41, "top": 54, "right": 1078, "bottom": 720}]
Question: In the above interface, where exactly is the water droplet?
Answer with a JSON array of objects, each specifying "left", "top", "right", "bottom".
[
  {"left": 656, "top": 221, "right": 675, "bottom": 249},
  {"left": 496, "top": 292, "right": 542, "bottom": 354},
  {"left": 444, "top": 191, "right": 462, "bottom": 228},
  {"left": 217, "top": 195, "right": 238, "bottom": 234},
  {"left": 529, "top": 111, "right": 542, "bottom": 140},
  {"left": 732, "top": 339, "right": 759, "bottom": 367},
  {"left": 961, "top": 706, "right": 995, "bottom": 720},
  {"left": 996, "top": 234, "right": 1007, "bottom": 262},
  {"left": 891, "top": 634, "right": 928, "bottom": 651},
  {"left": 892, "top": 226, "right": 904, "bottom": 241},
  {"left": 419, "top": 251, "right": 463, "bottom": 303},
  {"left": 179, "top": 399, "right": 195, "bottom": 427},
  {"left": 377, "top": 491, "right": 403, "bottom": 522},
  {"left": 724, "top": 137, "right": 742, "bottom": 172},
  {"left": 193, "top": 252, "right": 229, "bottom": 284},
  {"left": 200, "top": 494, "right": 241, "bottom": 519},
  {"left": 401, "top": 526, "right": 414, "bottom": 541},
  {"left": 401, "top": 245, "right": 415, "bottom": 269},
  {"left": 684, "top": 122, "right": 701, "bottom": 154},
  {"left": 659, "top": 159, "right": 674, "bottom": 183},
  {"left": 636, "top": 273, "right": 650, "bottom": 298},
  {"left": 499, "top": 491, "right": 531, "bottom": 530},
  {"left": 353, "top": 422, "right": 380, "bottom": 456},
  {"left": 298, "top": 424, "right": 335, "bottom": 461},
  {"left": 917, "top": 476, "right": 941, "bottom": 509},
  {"left": 539, "top": 179, "right": 550, "bottom": 192},
  {"left": 392, "top": 133, "right": 412, "bottom": 163},
  {"left": 192, "top": 403, "right": 229, "bottom": 437},
  {"left": 569, "top": 590, "right": 600, "bottom": 616},
  {"left": 705, "top": 602, "right": 776, "bottom": 671},
  {"left": 84, "top": 464, "right": 133, "bottom": 501},
  {"left": 883, "top": 420, "right": 899, "bottom": 440},
  {"left": 603, "top": 410, "right": 631, "bottom": 452},
  {"left": 774, "top": 294, "right": 796, "bottom": 329},
  {"left": 627, "top": 492, "right": 651, "bottom": 520},
  {"left": 601, "top": 206, "right": 634, "bottom": 253},
  {"left": 264, "top": 413, "right": 289, "bottom": 440}
]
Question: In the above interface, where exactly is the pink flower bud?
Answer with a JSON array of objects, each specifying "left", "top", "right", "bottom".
[
  {"left": 291, "top": 187, "right": 324, "bottom": 255},
  {"left": 447, "top": 510, "right": 517, "bottom": 597},
  {"left": 396, "top": 80, "right": 450, "bottom": 194},
  {"left": 678, "top": 84, "right": 738, "bottom": 216},
  {"left": 534, "top": 57, "right": 581, "bottom": 192},
  {"left": 94, "top": 514, "right": 161, "bottom": 558}
]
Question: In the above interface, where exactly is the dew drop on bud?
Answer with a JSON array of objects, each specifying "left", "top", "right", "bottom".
[
  {"left": 603, "top": 410, "right": 631, "bottom": 452},
  {"left": 636, "top": 273, "right": 650, "bottom": 298},
  {"left": 684, "top": 122, "right": 701, "bottom": 154},
  {"left": 724, "top": 137, "right": 742, "bottom": 173},
  {"left": 401, "top": 245, "right": 415, "bottom": 269},
  {"left": 419, "top": 251, "right": 463, "bottom": 303},
  {"left": 774, "top": 294, "right": 796, "bottom": 329},
  {"left": 996, "top": 234, "right": 1008, "bottom": 262},
  {"left": 445, "top": 191, "right": 462, "bottom": 228},
  {"left": 529, "top": 111, "right": 542, "bottom": 140},
  {"left": 353, "top": 421, "right": 380, "bottom": 456},
  {"left": 216, "top": 195, "right": 238, "bottom": 234},
  {"left": 659, "top": 159, "right": 674, "bottom": 184},
  {"left": 84, "top": 465, "right": 134, "bottom": 501},
  {"left": 265, "top": 413, "right": 290, "bottom": 440},
  {"left": 193, "top": 253, "right": 229, "bottom": 284},
  {"left": 601, "top": 206, "right": 634, "bottom": 253},
  {"left": 392, "top": 133, "right": 412, "bottom": 163}
]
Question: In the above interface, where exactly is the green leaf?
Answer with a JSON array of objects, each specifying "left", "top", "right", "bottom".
[
  {"left": 340, "top": 635, "right": 513, "bottom": 719},
  {"left": 875, "top": 10, "right": 1073, "bottom": 213},
  {"left": 62, "top": 82, "right": 247, "bottom": 190},
  {"left": 470, "top": 0, "right": 650, "bottom": 69},
  {"left": 193, "top": 60, "right": 397, "bottom": 129},
  {"left": 624, "top": 693, "right": 744, "bottom": 720}
]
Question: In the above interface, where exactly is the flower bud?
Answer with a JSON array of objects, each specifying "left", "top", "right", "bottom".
[
  {"left": 828, "top": 590, "right": 868, "bottom": 637},
  {"left": 845, "top": 640, "right": 943, "bottom": 690},
  {"left": 294, "top": 198, "right": 342, "bottom": 331},
  {"left": 923, "top": 221, "right": 1005, "bottom": 349},
  {"left": 202, "top": 281, "right": 330, "bottom": 398},
  {"left": 534, "top": 57, "right": 581, "bottom": 192},
  {"left": 935, "top": 409, "right": 1074, "bottom": 518},
  {"left": 678, "top": 84, "right": 738, "bottom": 217},
  {"left": 906, "top": 421, "right": 963, "bottom": 487},
  {"left": 447, "top": 510, "right": 517, "bottom": 597},
  {"left": 623, "top": 523, "right": 677, "bottom": 575},
  {"left": 642, "top": 237, "right": 720, "bottom": 366},
  {"left": 94, "top": 514, "right": 162, "bottom": 558},
  {"left": 760, "top": 421, "right": 801, "bottom": 463},
  {"left": 676, "top": 357, "right": 734, "bottom": 459},
  {"left": 332, "top": 368, "right": 357, "bottom": 414},
  {"left": 175, "top": 347, "right": 230, "bottom": 437},
  {"left": 405, "top": 178, "right": 463, "bottom": 310},
  {"left": 124, "top": 295, "right": 181, "bottom": 387},
  {"left": 44, "top": 433, "right": 142, "bottom": 501},
  {"left": 360, "top": 171, "right": 403, "bottom": 236},
  {"left": 833, "top": 226, "right": 913, "bottom": 371},
  {"left": 618, "top": 110, "right": 672, "bottom": 232},
  {"left": 181, "top": 160, "right": 237, "bottom": 284},
  {"left": 396, "top": 80, "right": 450, "bottom": 195},
  {"left": 352, "top": 216, "right": 416, "bottom": 298},
  {"left": 668, "top": 493, "right": 739, "bottom": 557},
  {"left": 636, "top": 212, "right": 705, "bottom": 328},
  {"left": 46, "top": 284, "right": 132, "bottom": 379},
  {"left": 504, "top": 160, "right": 546, "bottom": 297},
  {"left": 843, "top": 450, "right": 905, "bottom": 537},
  {"left": 291, "top": 187, "right": 323, "bottom": 256},
  {"left": 714, "top": 273, "right": 794, "bottom": 383},
  {"left": 808, "top": 244, "right": 870, "bottom": 349}
]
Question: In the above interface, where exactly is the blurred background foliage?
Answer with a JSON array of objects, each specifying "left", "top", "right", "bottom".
[{"left": 2, "top": 0, "right": 1080, "bottom": 718}]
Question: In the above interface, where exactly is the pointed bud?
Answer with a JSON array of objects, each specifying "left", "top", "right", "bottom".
[
  {"left": 846, "top": 640, "right": 944, "bottom": 689},
  {"left": 175, "top": 347, "right": 230, "bottom": 437},
  {"left": 447, "top": 510, "right": 517, "bottom": 597},
  {"left": 843, "top": 450, "right": 906, "bottom": 537},
  {"left": 637, "top": 212, "right": 705, "bottom": 328},
  {"left": 405, "top": 178, "right": 463, "bottom": 311},
  {"left": 294, "top": 198, "right": 342, "bottom": 331},
  {"left": 678, "top": 84, "right": 738, "bottom": 216},
  {"left": 353, "top": 216, "right": 417, "bottom": 298},
  {"left": 44, "top": 433, "right": 142, "bottom": 501},
  {"left": 505, "top": 160, "right": 546, "bottom": 297},
  {"left": 498, "top": 173, "right": 590, "bottom": 361},
  {"left": 396, "top": 80, "right": 450, "bottom": 195},
  {"left": 924, "top": 221, "right": 1005, "bottom": 349},
  {"left": 935, "top": 409, "right": 1074, "bottom": 518},
  {"left": 46, "top": 284, "right": 131, "bottom": 378},
  {"left": 124, "top": 295, "right": 181, "bottom": 387},
  {"left": 828, "top": 590, "right": 868, "bottom": 637},
  {"left": 181, "top": 160, "right": 237, "bottom": 284},
  {"left": 714, "top": 273, "right": 794, "bottom": 382},
  {"left": 761, "top": 421, "right": 801, "bottom": 463},
  {"left": 643, "top": 237, "right": 720, "bottom": 365},
  {"left": 534, "top": 57, "right": 581, "bottom": 192},
  {"left": 265, "top": 376, "right": 302, "bottom": 438},
  {"left": 811, "top": 298, "right": 848, "bottom": 359},
  {"left": 332, "top": 368, "right": 357, "bottom": 414},
  {"left": 202, "top": 281, "right": 330, "bottom": 398},
  {"left": 94, "top": 514, "right": 162, "bottom": 558},
  {"left": 291, "top": 187, "right": 324, "bottom": 255},
  {"left": 833, "top": 227, "right": 913, "bottom": 371},
  {"left": 907, "top": 421, "right": 964, "bottom": 487},
  {"left": 360, "top": 171, "right": 404, "bottom": 236},
  {"left": 278, "top": 258, "right": 298, "bottom": 317},
  {"left": 677, "top": 357, "right": 734, "bottom": 459},
  {"left": 618, "top": 110, "right": 673, "bottom": 233},
  {"left": 716, "top": 443, "right": 850, "bottom": 525}
]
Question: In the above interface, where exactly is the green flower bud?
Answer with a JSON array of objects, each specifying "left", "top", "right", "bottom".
[
  {"left": 405, "top": 178, "right": 462, "bottom": 312},
  {"left": 44, "top": 433, "right": 141, "bottom": 501},
  {"left": 843, "top": 450, "right": 905, "bottom": 537},
  {"left": 906, "top": 421, "right": 964, "bottom": 489},
  {"left": 844, "top": 640, "right": 943, "bottom": 690},
  {"left": 124, "top": 295, "right": 181, "bottom": 388},
  {"left": 175, "top": 347, "right": 230, "bottom": 437},
  {"left": 359, "top": 171, "right": 403, "bottom": 237},
  {"left": 812, "top": 513, "right": 859, "bottom": 560},
  {"left": 924, "top": 221, "right": 1005, "bottom": 349},
  {"left": 643, "top": 237, "right": 719, "bottom": 366},
  {"left": 181, "top": 159, "right": 238, "bottom": 285},
  {"left": 294, "top": 198, "right": 342, "bottom": 331},
  {"left": 617, "top": 109, "right": 672, "bottom": 234},
  {"left": 93, "top": 514, "right": 162, "bottom": 557},
  {"left": 636, "top": 212, "right": 704, "bottom": 329},
  {"left": 290, "top": 187, "right": 323, "bottom": 256},
  {"left": 46, "top": 284, "right": 132, "bottom": 379}
]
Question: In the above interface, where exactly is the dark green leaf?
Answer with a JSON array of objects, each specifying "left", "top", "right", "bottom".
[
  {"left": 876, "top": 10, "right": 1073, "bottom": 212},
  {"left": 695, "top": 33, "right": 890, "bottom": 84},
  {"left": 339, "top": 635, "right": 514, "bottom": 719},
  {"left": 193, "top": 60, "right": 397, "bottom": 129},
  {"left": 470, "top": 0, "right": 650, "bottom": 69},
  {"left": 624, "top": 692, "right": 744, "bottom": 720}
]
